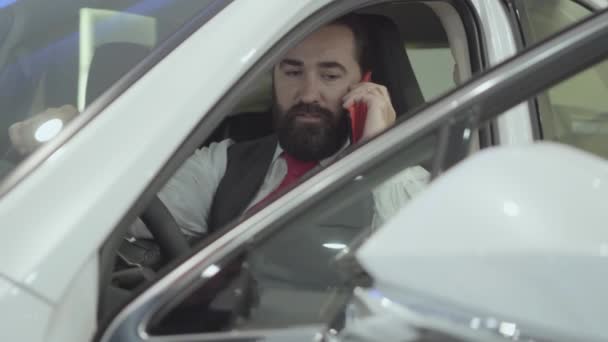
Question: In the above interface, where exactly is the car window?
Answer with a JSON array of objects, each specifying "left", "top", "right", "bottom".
[
  {"left": 147, "top": 129, "right": 439, "bottom": 336},
  {"left": 136, "top": 3, "right": 468, "bottom": 243},
  {"left": 0, "top": 0, "right": 222, "bottom": 182},
  {"left": 517, "top": 0, "right": 608, "bottom": 158}
]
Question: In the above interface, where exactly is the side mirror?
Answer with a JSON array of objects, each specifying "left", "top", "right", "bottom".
[{"left": 356, "top": 142, "right": 608, "bottom": 340}]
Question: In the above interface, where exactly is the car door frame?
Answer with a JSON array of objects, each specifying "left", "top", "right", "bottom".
[
  {"left": 99, "top": 7, "right": 608, "bottom": 342},
  {"left": 505, "top": 0, "right": 607, "bottom": 143}
]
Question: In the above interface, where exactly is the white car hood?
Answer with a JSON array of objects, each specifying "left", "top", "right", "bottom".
[{"left": 357, "top": 142, "right": 608, "bottom": 340}]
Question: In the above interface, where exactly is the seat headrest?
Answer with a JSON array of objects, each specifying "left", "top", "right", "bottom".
[
  {"left": 360, "top": 14, "right": 425, "bottom": 118},
  {"left": 86, "top": 42, "right": 150, "bottom": 105}
]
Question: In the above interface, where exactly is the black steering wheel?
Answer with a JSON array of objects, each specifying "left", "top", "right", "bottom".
[
  {"left": 98, "top": 195, "right": 190, "bottom": 322},
  {"left": 140, "top": 195, "right": 190, "bottom": 260}
]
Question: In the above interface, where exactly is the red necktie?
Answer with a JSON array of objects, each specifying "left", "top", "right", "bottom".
[{"left": 250, "top": 153, "right": 317, "bottom": 210}]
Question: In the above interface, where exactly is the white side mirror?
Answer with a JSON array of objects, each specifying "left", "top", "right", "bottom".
[{"left": 357, "top": 142, "right": 608, "bottom": 340}]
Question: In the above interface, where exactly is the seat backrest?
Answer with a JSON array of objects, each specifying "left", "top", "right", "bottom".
[{"left": 362, "top": 14, "right": 425, "bottom": 118}]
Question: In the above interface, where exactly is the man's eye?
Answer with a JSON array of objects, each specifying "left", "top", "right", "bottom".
[
  {"left": 285, "top": 70, "right": 301, "bottom": 77},
  {"left": 322, "top": 74, "right": 340, "bottom": 81}
]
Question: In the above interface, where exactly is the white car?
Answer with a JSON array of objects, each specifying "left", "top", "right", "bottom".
[{"left": 0, "top": 0, "right": 607, "bottom": 341}]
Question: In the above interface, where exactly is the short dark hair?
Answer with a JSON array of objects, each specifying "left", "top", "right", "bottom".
[{"left": 330, "top": 14, "right": 372, "bottom": 73}]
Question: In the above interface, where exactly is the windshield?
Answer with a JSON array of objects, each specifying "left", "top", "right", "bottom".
[{"left": 0, "top": 0, "right": 221, "bottom": 184}]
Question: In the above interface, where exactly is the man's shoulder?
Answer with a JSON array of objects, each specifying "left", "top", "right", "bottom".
[
  {"left": 187, "top": 135, "right": 277, "bottom": 168},
  {"left": 227, "top": 134, "right": 277, "bottom": 156}
]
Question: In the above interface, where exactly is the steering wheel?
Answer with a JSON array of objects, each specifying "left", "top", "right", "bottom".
[
  {"left": 140, "top": 195, "right": 190, "bottom": 260},
  {"left": 98, "top": 195, "right": 190, "bottom": 322}
]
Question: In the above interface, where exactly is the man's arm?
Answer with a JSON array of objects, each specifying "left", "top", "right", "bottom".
[
  {"left": 155, "top": 139, "right": 232, "bottom": 237},
  {"left": 371, "top": 165, "right": 431, "bottom": 229},
  {"left": 129, "top": 139, "right": 232, "bottom": 239}
]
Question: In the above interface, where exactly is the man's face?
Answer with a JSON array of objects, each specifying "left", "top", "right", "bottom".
[{"left": 273, "top": 24, "right": 362, "bottom": 161}]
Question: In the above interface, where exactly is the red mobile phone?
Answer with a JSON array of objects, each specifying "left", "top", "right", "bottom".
[{"left": 349, "top": 71, "right": 372, "bottom": 143}]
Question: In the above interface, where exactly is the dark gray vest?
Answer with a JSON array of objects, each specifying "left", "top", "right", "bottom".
[
  {"left": 207, "top": 135, "right": 374, "bottom": 236},
  {"left": 208, "top": 135, "right": 278, "bottom": 232}
]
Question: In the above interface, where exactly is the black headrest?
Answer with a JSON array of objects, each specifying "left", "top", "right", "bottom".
[
  {"left": 361, "top": 14, "right": 425, "bottom": 118},
  {"left": 86, "top": 42, "right": 150, "bottom": 105}
]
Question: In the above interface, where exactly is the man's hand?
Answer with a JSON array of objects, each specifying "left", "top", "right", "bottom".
[
  {"left": 342, "top": 82, "right": 397, "bottom": 140},
  {"left": 9, "top": 105, "right": 78, "bottom": 156}
]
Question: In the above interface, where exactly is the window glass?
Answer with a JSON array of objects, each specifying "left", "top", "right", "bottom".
[
  {"left": 518, "top": 0, "right": 608, "bottom": 158},
  {"left": 519, "top": 0, "right": 590, "bottom": 41},
  {"left": 0, "top": 0, "right": 222, "bottom": 181},
  {"left": 149, "top": 130, "right": 438, "bottom": 335}
]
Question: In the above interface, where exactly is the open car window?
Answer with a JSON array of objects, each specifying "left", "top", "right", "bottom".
[{"left": 143, "top": 1, "right": 478, "bottom": 242}]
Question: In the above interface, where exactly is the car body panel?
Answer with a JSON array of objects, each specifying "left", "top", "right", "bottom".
[
  {"left": 0, "top": 275, "right": 53, "bottom": 342},
  {"left": 45, "top": 255, "right": 99, "bottom": 342},
  {"left": 471, "top": 0, "right": 534, "bottom": 145},
  {"left": 358, "top": 142, "right": 608, "bottom": 340}
]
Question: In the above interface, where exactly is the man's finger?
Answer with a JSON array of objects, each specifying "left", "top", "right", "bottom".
[
  {"left": 342, "top": 92, "right": 376, "bottom": 109},
  {"left": 343, "top": 84, "right": 386, "bottom": 107}
]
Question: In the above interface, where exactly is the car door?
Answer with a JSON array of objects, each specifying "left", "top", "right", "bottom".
[{"left": 98, "top": 6, "right": 608, "bottom": 342}]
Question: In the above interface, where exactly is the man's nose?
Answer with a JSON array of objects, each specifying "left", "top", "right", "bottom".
[{"left": 297, "top": 74, "right": 321, "bottom": 103}]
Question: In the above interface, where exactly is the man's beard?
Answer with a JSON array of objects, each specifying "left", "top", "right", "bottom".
[{"left": 273, "top": 102, "right": 349, "bottom": 162}]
